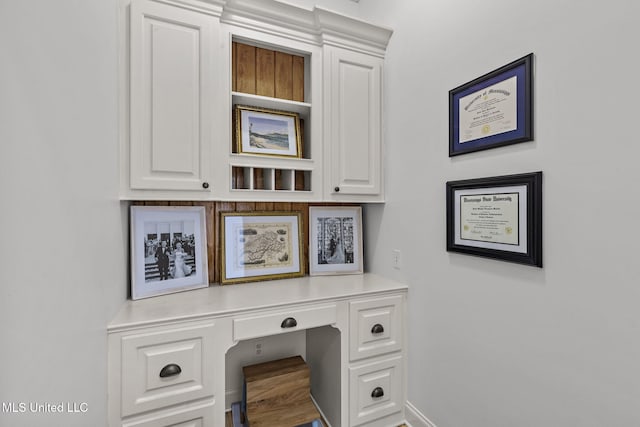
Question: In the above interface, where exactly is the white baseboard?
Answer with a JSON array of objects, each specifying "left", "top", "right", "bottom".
[{"left": 405, "top": 401, "right": 438, "bottom": 427}]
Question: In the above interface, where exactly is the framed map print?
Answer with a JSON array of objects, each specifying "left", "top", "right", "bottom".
[{"left": 221, "top": 211, "right": 304, "bottom": 284}]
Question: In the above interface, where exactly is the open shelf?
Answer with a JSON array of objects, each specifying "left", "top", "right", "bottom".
[{"left": 231, "top": 166, "right": 311, "bottom": 192}]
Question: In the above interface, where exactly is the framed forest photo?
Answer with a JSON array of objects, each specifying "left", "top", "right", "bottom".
[
  {"left": 221, "top": 211, "right": 304, "bottom": 284},
  {"left": 130, "top": 206, "right": 209, "bottom": 300},
  {"left": 309, "top": 206, "right": 363, "bottom": 276}
]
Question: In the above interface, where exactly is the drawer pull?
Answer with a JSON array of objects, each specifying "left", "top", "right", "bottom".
[
  {"left": 159, "top": 363, "right": 182, "bottom": 378},
  {"left": 371, "top": 387, "right": 384, "bottom": 398},
  {"left": 371, "top": 323, "right": 384, "bottom": 334},
  {"left": 281, "top": 317, "right": 298, "bottom": 328}
]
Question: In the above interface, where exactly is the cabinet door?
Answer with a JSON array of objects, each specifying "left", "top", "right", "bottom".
[
  {"left": 130, "top": 0, "right": 216, "bottom": 191},
  {"left": 326, "top": 48, "right": 383, "bottom": 198}
]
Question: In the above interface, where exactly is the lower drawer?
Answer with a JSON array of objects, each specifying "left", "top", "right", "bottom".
[
  {"left": 349, "top": 355, "right": 403, "bottom": 426},
  {"left": 121, "top": 400, "right": 215, "bottom": 427}
]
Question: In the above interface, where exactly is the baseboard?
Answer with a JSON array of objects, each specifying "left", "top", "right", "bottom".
[{"left": 405, "top": 401, "right": 438, "bottom": 427}]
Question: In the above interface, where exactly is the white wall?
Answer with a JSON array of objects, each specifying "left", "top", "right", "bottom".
[
  {"left": 0, "top": 1, "right": 127, "bottom": 426},
  {"left": 358, "top": 0, "right": 640, "bottom": 426},
  {"left": 3, "top": 0, "right": 638, "bottom": 426}
]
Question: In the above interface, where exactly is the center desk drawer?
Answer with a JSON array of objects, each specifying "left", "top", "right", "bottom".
[
  {"left": 233, "top": 304, "right": 337, "bottom": 341},
  {"left": 120, "top": 321, "right": 216, "bottom": 417}
]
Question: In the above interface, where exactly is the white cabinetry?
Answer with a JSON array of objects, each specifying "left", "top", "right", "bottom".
[
  {"left": 108, "top": 274, "right": 407, "bottom": 427},
  {"left": 119, "top": 0, "right": 392, "bottom": 202},
  {"left": 109, "top": 320, "right": 221, "bottom": 427},
  {"left": 348, "top": 295, "right": 404, "bottom": 426},
  {"left": 325, "top": 48, "right": 384, "bottom": 201},
  {"left": 126, "top": 0, "right": 222, "bottom": 192}
]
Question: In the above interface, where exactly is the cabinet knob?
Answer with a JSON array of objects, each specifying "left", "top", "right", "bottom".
[
  {"left": 371, "top": 387, "right": 384, "bottom": 398},
  {"left": 371, "top": 323, "right": 384, "bottom": 334},
  {"left": 334, "top": 186, "right": 340, "bottom": 192},
  {"left": 281, "top": 317, "right": 298, "bottom": 328},
  {"left": 159, "top": 363, "right": 182, "bottom": 378},
  {"left": 202, "top": 182, "right": 209, "bottom": 189}
]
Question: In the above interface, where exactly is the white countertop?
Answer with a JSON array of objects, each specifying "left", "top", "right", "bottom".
[{"left": 108, "top": 273, "right": 408, "bottom": 332}]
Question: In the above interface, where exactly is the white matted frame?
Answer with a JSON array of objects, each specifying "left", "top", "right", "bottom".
[
  {"left": 130, "top": 206, "right": 208, "bottom": 299},
  {"left": 309, "top": 206, "right": 363, "bottom": 275},
  {"left": 221, "top": 211, "right": 304, "bottom": 284}
]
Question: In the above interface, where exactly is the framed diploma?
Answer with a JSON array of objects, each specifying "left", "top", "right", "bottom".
[
  {"left": 446, "top": 172, "right": 542, "bottom": 267},
  {"left": 449, "top": 53, "right": 533, "bottom": 156}
]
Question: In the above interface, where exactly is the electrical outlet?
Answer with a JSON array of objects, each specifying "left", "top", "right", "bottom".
[
  {"left": 255, "top": 342, "right": 263, "bottom": 356},
  {"left": 392, "top": 249, "right": 401, "bottom": 270}
]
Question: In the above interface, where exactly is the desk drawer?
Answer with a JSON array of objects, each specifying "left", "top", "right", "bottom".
[
  {"left": 233, "top": 304, "right": 337, "bottom": 341},
  {"left": 120, "top": 322, "right": 216, "bottom": 417},
  {"left": 121, "top": 400, "right": 215, "bottom": 427},
  {"left": 350, "top": 295, "right": 403, "bottom": 361},
  {"left": 349, "top": 355, "right": 403, "bottom": 426}
]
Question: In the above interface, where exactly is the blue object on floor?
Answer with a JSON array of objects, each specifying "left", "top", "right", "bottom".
[
  {"left": 231, "top": 401, "right": 246, "bottom": 427},
  {"left": 295, "top": 419, "right": 322, "bottom": 427}
]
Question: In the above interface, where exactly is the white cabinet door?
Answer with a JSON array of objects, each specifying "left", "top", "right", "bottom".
[
  {"left": 326, "top": 48, "right": 383, "bottom": 199},
  {"left": 129, "top": 0, "right": 216, "bottom": 191}
]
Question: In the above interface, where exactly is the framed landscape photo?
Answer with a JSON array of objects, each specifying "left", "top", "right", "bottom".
[
  {"left": 449, "top": 53, "right": 533, "bottom": 156},
  {"left": 221, "top": 211, "right": 304, "bottom": 284},
  {"left": 130, "top": 206, "right": 209, "bottom": 300},
  {"left": 309, "top": 206, "right": 363, "bottom": 276},
  {"left": 234, "top": 105, "right": 302, "bottom": 158},
  {"left": 446, "top": 172, "right": 542, "bottom": 267}
]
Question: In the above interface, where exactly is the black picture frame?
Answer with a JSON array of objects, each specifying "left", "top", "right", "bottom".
[
  {"left": 446, "top": 172, "right": 542, "bottom": 267},
  {"left": 449, "top": 53, "right": 533, "bottom": 156}
]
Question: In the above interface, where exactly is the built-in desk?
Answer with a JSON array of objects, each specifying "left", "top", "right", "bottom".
[{"left": 108, "top": 273, "right": 408, "bottom": 427}]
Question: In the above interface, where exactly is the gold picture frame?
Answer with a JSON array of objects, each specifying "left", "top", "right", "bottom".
[
  {"left": 221, "top": 211, "right": 304, "bottom": 284},
  {"left": 234, "top": 105, "right": 302, "bottom": 158}
]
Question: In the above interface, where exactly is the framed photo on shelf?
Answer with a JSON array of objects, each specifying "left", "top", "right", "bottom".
[
  {"left": 234, "top": 104, "right": 302, "bottom": 158},
  {"left": 221, "top": 211, "right": 304, "bottom": 284},
  {"left": 446, "top": 171, "right": 542, "bottom": 267},
  {"left": 449, "top": 53, "right": 533, "bottom": 156},
  {"left": 130, "top": 206, "right": 209, "bottom": 300},
  {"left": 309, "top": 206, "right": 363, "bottom": 276}
]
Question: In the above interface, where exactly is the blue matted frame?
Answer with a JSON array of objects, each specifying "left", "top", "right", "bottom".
[{"left": 449, "top": 53, "right": 533, "bottom": 156}]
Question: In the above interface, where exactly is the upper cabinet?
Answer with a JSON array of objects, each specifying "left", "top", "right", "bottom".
[
  {"left": 119, "top": 0, "right": 392, "bottom": 202},
  {"left": 324, "top": 48, "right": 383, "bottom": 201},
  {"left": 125, "top": 0, "right": 224, "bottom": 193}
]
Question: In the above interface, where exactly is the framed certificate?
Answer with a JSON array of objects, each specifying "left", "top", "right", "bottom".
[
  {"left": 446, "top": 172, "right": 542, "bottom": 267},
  {"left": 449, "top": 53, "right": 533, "bottom": 156}
]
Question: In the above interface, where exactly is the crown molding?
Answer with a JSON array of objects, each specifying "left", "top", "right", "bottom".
[{"left": 221, "top": 0, "right": 392, "bottom": 54}]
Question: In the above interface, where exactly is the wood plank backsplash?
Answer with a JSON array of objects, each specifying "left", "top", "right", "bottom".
[{"left": 232, "top": 41, "right": 305, "bottom": 102}]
